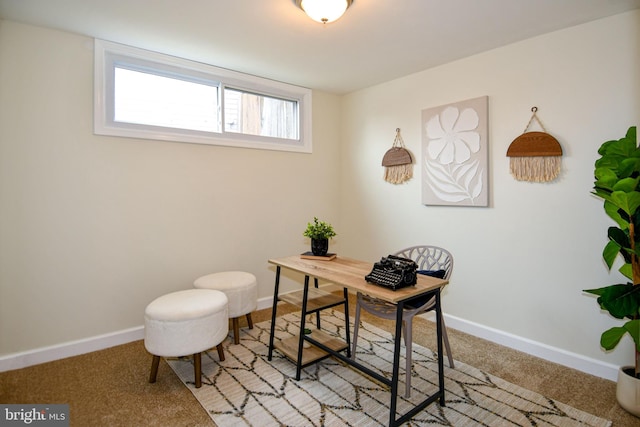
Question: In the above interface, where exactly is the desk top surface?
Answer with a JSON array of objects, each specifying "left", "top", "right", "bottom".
[{"left": 269, "top": 255, "right": 448, "bottom": 303}]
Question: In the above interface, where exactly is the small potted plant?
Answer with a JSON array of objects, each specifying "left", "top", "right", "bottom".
[
  {"left": 584, "top": 126, "right": 640, "bottom": 417},
  {"left": 303, "top": 217, "right": 336, "bottom": 256}
]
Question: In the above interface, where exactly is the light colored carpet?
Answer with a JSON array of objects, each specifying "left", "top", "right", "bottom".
[{"left": 167, "top": 310, "right": 612, "bottom": 427}]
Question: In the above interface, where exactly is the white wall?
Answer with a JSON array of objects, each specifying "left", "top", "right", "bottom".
[
  {"left": 0, "top": 21, "right": 342, "bottom": 356},
  {"left": 339, "top": 10, "right": 640, "bottom": 376},
  {"left": 1, "top": 11, "right": 639, "bottom": 380}
]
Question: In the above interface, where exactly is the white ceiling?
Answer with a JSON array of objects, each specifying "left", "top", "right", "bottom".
[{"left": 1, "top": 0, "right": 639, "bottom": 94}]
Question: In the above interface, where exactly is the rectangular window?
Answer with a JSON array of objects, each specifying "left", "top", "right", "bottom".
[{"left": 94, "top": 39, "right": 312, "bottom": 152}]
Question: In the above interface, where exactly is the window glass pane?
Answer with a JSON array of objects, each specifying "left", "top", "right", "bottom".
[
  {"left": 114, "top": 67, "right": 219, "bottom": 132},
  {"left": 223, "top": 88, "right": 298, "bottom": 140}
]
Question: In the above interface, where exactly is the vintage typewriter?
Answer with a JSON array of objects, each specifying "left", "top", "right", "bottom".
[{"left": 365, "top": 255, "right": 418, "bottom": 290}]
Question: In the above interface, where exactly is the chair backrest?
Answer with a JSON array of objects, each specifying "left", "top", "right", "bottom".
[{"left": 393, "top": 245, "right": 453, "bottom": 280}]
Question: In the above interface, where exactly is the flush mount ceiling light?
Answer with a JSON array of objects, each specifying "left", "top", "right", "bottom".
[{"left": 296, "top": 0, "right": 353, "bottom": 24}]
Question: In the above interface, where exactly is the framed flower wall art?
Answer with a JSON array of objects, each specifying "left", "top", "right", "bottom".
[{"left": 421, "top": 96, "right": 489, "bottom": 207}]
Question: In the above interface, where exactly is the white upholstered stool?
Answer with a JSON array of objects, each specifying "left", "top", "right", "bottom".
[
  {"left": 144, "top": 289, "right": 228, "bottom": 388},
  {"left": 193, "top": 271, "right": 257, "bottom": 345}
]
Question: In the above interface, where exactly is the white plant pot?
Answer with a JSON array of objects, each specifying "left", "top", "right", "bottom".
[{"left": 617, "top": 366, "right": 640, "bottom": 417}]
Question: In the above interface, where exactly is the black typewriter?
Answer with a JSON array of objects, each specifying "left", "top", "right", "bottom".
[{"left": 365, "top": 255, "right": 418, "bottom": 290}]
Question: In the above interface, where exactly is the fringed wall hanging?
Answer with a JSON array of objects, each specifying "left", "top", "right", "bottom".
[
  {"left": 507, "top": 107, "right": 562, "bottom": 182},
  {"left": 382, "top": 128, "right": 413, "bottom": 184}
]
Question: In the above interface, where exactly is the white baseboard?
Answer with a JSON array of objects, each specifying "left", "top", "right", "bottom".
[
  {"left": 269, "top": 287, "right": 619, "bottom": 382},
  {"left": 0, "top": 326, "right": 144, "bottom": 373},
  {"left": 439, "top": 313, "right": 619, "bottom": 382},
  {"left": 257, "top": 295, "right": 274, "bottom": 311},
  {"left": 0, "top": 293, "right": 620, "bottom": 382},
  {"left": 0, "top": 295, "right": 276, "bottom": 373}
]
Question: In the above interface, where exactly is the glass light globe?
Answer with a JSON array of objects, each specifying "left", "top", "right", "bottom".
[{"left": 300, "top": 0, "right": 349, "bottom": 24}]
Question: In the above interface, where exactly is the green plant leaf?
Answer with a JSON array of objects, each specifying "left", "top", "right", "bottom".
[
  {"left": 596, "top": 283, "right": 640, "bottom": 319},
  {"left": 302, "top": 217, "right": 336, "bottom": 240},
  {"left": 624, "top": 319, "right": 640, "bottom": 352},
  {"left": 613, "top": 177, "right": 640, "bottom": 192},
  {"left": 584, "top": 286, "right": 606, "bottom": 297},
  {"left": 611, "top": 191, "right": 640, "bottom": 216},
  {"left": 627, "top": 126, "right": 637, "bottom": 143},
  {"left": 619, "top": 262, "right": 633, "bottom": 280},
  {"left": 602, "top": 320, "right": 640, "bottom": 352},
  {"left": 608, "top": 226, "right": 630, "bottom": 250},
  {"left": 597, "top": 138, "right": 619, "bottom": 156},
  {"left": 602, "top": 240, "right": 622, "bottom": 270},
  {"left": 603, "top": 133, "right": 637, "bottom": 158},
  {"left": 619, "top": 158, "right": 640, "bottom": 179},
  {"left": 603, "top": 201, "right": 628, "bottom": 229},
  {"left": 601, "top": 326, "right": 627, "bottom": 350},
  {"left": 594, "top": 168, "right": 618, "bottom": 190}
]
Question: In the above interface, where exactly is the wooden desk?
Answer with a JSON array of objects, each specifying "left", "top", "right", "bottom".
[{"left": 267, "top": 255, "right": 448, "bottom": 427}]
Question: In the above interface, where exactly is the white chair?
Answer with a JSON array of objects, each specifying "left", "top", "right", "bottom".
[
  {"left": 144, "top": 289, "right": 228, "bottom": 388},
  {"left": 351, "top": 245, "right": 454, "bottom": 398}
]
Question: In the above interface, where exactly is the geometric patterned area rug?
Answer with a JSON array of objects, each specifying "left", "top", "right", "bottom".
[{"left": 167, "top": 310, "right": 612, "bottom": 427}]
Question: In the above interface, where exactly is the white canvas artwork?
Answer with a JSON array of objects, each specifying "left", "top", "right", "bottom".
[{"left": 421, "top": 96, "right": 489, "bottom": 207}]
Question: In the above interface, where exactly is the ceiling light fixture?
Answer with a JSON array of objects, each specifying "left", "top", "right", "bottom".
[{"left": 296, "top": 0, "right": 353, "bottom": 24}]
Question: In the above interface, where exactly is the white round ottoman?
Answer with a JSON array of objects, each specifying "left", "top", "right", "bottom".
[
  {"left": 194, "top": 271, "right": 257, "bottom": 345},
  {"left": 144, "top": 289, "right": 228, "bottom": 388}
]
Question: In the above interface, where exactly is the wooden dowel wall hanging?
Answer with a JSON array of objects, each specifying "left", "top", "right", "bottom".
[
  {"left": 382, "top": 128, "right": 413, "bottom": 184},
  {"left": 506, "top": 107, "right": 562, "bottom": 182}
]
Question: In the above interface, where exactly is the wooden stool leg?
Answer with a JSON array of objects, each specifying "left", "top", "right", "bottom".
[
  {"left": 194, "top": 352, "right": 202, "bottom": 388},
  {"left": 246, "top": 312, "right": 254, "bottom": 329},
  {"left": 232, "top": 317, "right": 240, "bottom": 344},
  {"left": 216, "top": 343, "right": 225, "bottom": 361},
  {"left": 149, "top": 355, "right": 160, "bottom": 383}
]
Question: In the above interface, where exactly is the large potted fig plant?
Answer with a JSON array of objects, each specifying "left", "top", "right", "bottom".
[{"left": 585, "top": 126, "right": 640, "bottom": 417}]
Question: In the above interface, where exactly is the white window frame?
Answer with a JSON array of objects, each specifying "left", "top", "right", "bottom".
[{"left": 94, "top": 39, "right": 312, "bottom": 153}]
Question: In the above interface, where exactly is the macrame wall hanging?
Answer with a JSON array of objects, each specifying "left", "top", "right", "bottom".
[
  {"left": 506, "top": 107, "right": 563, "bottom": 182},
  {"left": 382, "top": 128, "right": 413, "bottom": 184}
]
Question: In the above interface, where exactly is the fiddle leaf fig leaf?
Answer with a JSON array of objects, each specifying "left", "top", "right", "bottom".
[
  {"left": 624, "top": 319, "right": 640, "bottom": 352},
  {"left": 601, "top": 326, "right": 626, "bottom": 350},
  {"left": 594, "top": 168, "right": 618, "bottom": 190},
  {"left": 626, "top": 126, "right": 637, "bottom": 143},
  {"left": 619, "top": 158, "right": 640, "bottom": 179},
  {"left": 610, "top": 191, "right": 640, "bottom": 216},
  {"left": 584, "top": 286, "right": 606, "bottom": 297},
  {"left": 603, "top": 320, "right": 640, "bottom": 352},
  {"left": 602, "top": 240, "right": 621, "bottom": 270},
  {"left": 603, "top": 201, "right": 628, "bottom": 229},
  {"left": 607, "top": 227, "right": 630, "bottom": 255},
  {"left": 619, "top": 262, "right": 633, "bottom": 280},
  {"left": 595, "top": 283, "right": 640, "bottom": 319},
  {"left": 613, "top": 177, "right": 640, "bottom": 192}
]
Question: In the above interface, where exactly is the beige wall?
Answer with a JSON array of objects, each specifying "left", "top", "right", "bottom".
[
  {"left": 339, "top": 10, "right": 640, "bottom": 371},
  {"left": 1, "top": 11, "right": 639, "bottom": 377},
  {"left": 0, "top": 20, "right": 342, "bottom": 355}
]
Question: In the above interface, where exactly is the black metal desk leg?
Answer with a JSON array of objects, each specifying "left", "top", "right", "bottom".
[
  {"left": 343, "top": 287, "right": 351, "bottom": 358},
  {"left": 388, "top": 300, "right": 405, "bottom": 427},
  {"left": 435, "top": 289, "right": 445, "bottom": 405},
  {"left": 314, "top": 277, "right": 321, "bottom": 329},
  {"left": 268, "top": 266, "right": 281, "bottom": 361},
  {"left": 295, "top": 275, "right": 311, "bottom": 380}
]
